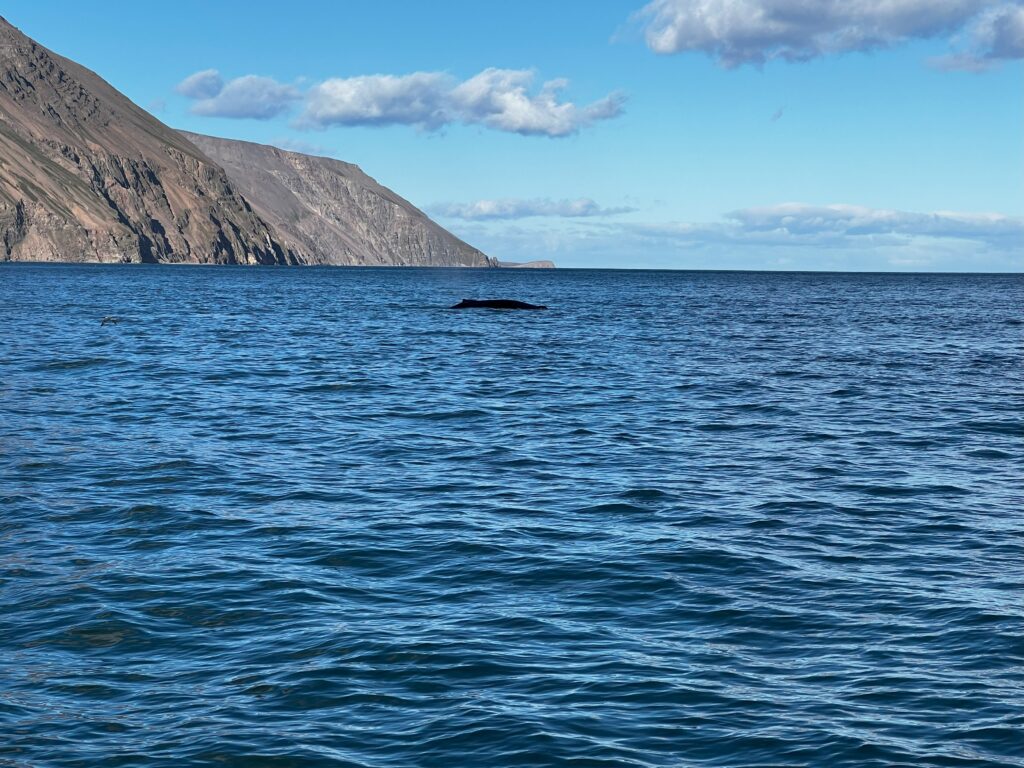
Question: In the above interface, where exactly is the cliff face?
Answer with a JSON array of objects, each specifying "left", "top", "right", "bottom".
[
  {"left": 0, "top": 16, "right": 295, "bottom": 264},
  {"left": 0, "top": 16, "right": 492, "bottom": 267},
  {"left": 181, "top": 132, "right": 496, "bottom": 268}
]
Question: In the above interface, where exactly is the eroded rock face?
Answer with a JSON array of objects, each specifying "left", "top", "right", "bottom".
[
  {"left": 181, "top": 132, "right": 496, "bottom": 268},
  {"left": 0, "top": 16, "right": 296, "bottom": 264}
]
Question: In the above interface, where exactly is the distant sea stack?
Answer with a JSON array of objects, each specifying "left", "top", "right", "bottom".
[
  {"left": 0, "top": 16, "right": 492, "bottom": 266},
  {"left": 182, "top": 133, "right": 495, "bottom": 268}
]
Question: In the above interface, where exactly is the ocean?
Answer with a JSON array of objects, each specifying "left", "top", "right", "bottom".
[{"left": 1, "top": 264, "right": 1022, "bottom": 767}]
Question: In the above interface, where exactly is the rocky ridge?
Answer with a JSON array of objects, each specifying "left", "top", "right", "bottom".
[{"left": 182, "top": 132, "right": 494, "bottom": 267}]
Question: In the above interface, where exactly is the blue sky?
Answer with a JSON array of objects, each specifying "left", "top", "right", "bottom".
[{"left": 6, "top": 0, "right": 1022, "bottom": 270}]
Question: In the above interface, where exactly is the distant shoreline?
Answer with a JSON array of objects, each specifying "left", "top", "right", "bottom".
[
  {"left": 1, "top": 261, "right": 1019, "bottom": 275},
  {"left": 498, "top": 260, "right": 557, "bottom": 269},
  {"left": 0, "top": 261, "right": 552, "bottom": 269}
]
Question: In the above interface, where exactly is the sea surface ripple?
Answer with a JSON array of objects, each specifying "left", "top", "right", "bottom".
[{"left": 1, "top": 265, "right": 1022, "bottom": 767}]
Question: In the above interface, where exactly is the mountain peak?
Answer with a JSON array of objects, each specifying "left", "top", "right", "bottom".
[{"left": 0, "top": 15, "right": 21, "bottom": 35}]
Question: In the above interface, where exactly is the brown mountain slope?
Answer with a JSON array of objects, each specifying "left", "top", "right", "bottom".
[
  {"left": 181, "top": 132, "right": 495, "bottom": 267},
  {"left": 0, "top": 16, "right": 493, "bottom": 267},
  {"left": 0, "top": 16, "right": 297, "bottom": 264},
  {"left": 0, "top": 13, "right": 296, "bottom": 264}
]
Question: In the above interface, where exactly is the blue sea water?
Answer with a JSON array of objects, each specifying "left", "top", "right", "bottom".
[{"left": 1, "top": 264, "right": 1022, "bottom": 768}]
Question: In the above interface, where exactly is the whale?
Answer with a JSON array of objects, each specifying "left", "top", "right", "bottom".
[{"left": 450, "top": 299, "right": 547, "bottom": 310}]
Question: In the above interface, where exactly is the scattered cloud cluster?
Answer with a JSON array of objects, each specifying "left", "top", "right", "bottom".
[
  {"left": 450, "top": 202, "right": 1023, "bottom": 270},
  {"left": 429, "top": 198, "right": 636, "bottom": 220},
  {"left": 173, "top": 0, "right": 1016, "bottom": 137},
  {"left": 175, "top": 68, "right": 625, "bottom": 137},
  {"left": 608, "top": 204, "right": 1024, "bottom": 251},
  {"left": 634, "top": 0, "right": 1024, "bottom": 67},
  {"left": 727, "top": 203, "right": 1024, "bottom": 245}
]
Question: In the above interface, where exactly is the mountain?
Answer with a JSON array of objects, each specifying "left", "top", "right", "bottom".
[
  {"left": 0, "top": 16, "right": 492, "bottom": 267},
  {"left": 182, "top": 132, "right": 495, "bottom": 267},
  {"left": 0, "top": 16, "right": 295, "bottom": 264}
]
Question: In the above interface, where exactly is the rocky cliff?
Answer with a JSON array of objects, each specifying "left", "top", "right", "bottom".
[
  {"left": 0, "top": 16, "right": 492, "bottom": 267},
  {"left": 0, "top": 16, "right": 295, "bottom": 264},
  {"left": 181, "top": 132, "right": 495, "bottom": 267}
]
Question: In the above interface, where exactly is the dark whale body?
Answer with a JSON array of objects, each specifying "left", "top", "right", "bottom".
[{"left": 451, "top": 298, "right": 548, "bottom": 310}]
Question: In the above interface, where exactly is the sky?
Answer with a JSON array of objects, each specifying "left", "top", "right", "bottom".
[{"left": 6, "top": 0, "right": 1022, "bottom": 270}]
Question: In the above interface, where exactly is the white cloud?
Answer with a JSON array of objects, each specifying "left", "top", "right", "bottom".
[
  {"left": 175, "top": 69, "right": 224, "bottom": 99},
  {"left": 429, "top": 198, "right": 637, "bottom": 220},
  {"left": 934, "top": 3, "right": 1024, "bottom": 69},
  {"left": 299, "top": 68, "right": 626, "bottom": 136},
  {"left": 981, "top": 3, "right": 1024, "bottom": 57},
  {"left": 634, "top": 0, "right": 1024, "bottom": 67},
  {"left": 192, "top": 76, "right": 301, "bottom": 119},
  {"left": 447, "top": 69, "right": 626, "bottom": 137},
  {"left": 300, "top": 72, "right": 452, "bottom": 129},
  {"left": 176, "top": 71, "right": 301, "bottom": 119}
]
